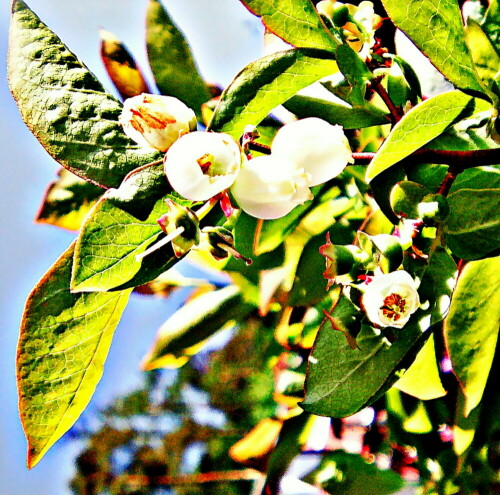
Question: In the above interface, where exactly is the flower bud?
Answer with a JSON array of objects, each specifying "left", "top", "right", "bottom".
[
  {"left": 119, "top": 93, "right": 197, "bottom": 152},
  {"left": 164, "top": 131, "right": 244, "bottom": 201},
  {"left": 362, "top": 270, "right": 420, "bottom": 328},
  {"left": 157, "top": 199, "right": 200, "bottom": 257},
  {"left": 231, "top": 155, "right": 313, "bottom": 220},
  {"left": 271, "top": 118, "right": 353, "bottom": 187}
]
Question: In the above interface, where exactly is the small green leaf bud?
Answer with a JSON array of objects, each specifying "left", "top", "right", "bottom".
[{"left": 320, "top": 233, "right": 356, "bottom": 288}]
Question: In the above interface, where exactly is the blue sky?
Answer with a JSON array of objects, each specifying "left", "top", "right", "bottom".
[{"left": 0, "top": 1, "right": 262, "bottom": 492}]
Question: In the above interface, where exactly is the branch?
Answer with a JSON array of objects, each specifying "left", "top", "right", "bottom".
[{"left": 352, "top": 148, "right": 500, "bottom": 169}]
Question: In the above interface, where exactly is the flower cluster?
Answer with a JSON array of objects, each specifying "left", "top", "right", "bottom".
[{"left": 120, "top": 95, "right": 353, "bottom": 220}]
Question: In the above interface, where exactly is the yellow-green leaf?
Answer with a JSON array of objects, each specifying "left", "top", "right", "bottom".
[{"left": 18, "top": 242, "right": 132, "bottom": 468}]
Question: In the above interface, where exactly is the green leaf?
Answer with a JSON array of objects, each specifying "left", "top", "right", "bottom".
[
  {"left": 284, "top": 94, "right": 390, "bottom": 129},
  {"left": 302, "top": 247, "right": 457, "bottom": 417},
  {"left": 105, "top": 162, "right": 169, "bottom": 221},
  {"left": 394, "top": 334, "right": 446, "bottom": 400},
  {"left": 146, "top": 0, "right": 210, "bottom": 116},
  {"left": 482, "top": 0, "right": 500, "bottom": 53},
  {"left": 365, "top": 91, "right": 474, "bottom": 182},
  {"left": 303, "top": 451, "right": 404, "bottom": 495},
  {"left": 465, "top": 19, "right": 500, "bottom": 94},
  {"left": 8, "top": 0, "right": 161, "bottom": 188},
  {"left": 142, "top": 285, "right": 254, "bottom": 370},
  {"left": 224, "top": 211, "right": 286, "bottom": 283},
  {"left": 18, "top": 242, "right": 132, "bottom": 468},
  {"left": 380, "top": 0, "right": 483, "bottom": 94},
  {"left": 390, "top": 181, "right": 431, "bottom": 219},
  {"left": 72, "top": 197, "right": 177, "bottom": 292},
  {"left": 240, "top": 0, "right": 338, "bottom": 51},
  {"left": 209, "top": 48, "right": 338, "bottom": 138},
  {"left": 35, "top": 168, "right": 104, "bottom": 231},
  {"left": 444, "top": 256, "right": 500, "bottom": 416},
  {"left": 444, "top": 166, "right": 500, "bottom": 260}
]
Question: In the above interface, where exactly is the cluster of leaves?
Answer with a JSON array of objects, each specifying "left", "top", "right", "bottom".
[{"left": 8, "top": 0, "right": 500, "bottom": 493}]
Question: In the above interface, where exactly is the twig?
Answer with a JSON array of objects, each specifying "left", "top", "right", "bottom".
[
  {"left": 370, "top": 77, "right": 403, "bottom": 124},
  {"left": 352, "top": 148, "right": 499, "bottom": 169}
]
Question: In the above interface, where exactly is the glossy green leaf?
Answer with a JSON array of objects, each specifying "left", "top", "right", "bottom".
[
  {"left": 284, "top": 94, "right": 390, "bottom": 129},
  {"left": 35, "top": 168, "right": 104, "bottom": 231},
  {"left": 146, "top": 0, "right": 210, "bottom": 115},
  {"left": 8, "top": 0, "right": 160, "bottom": 188},
  {"left": 365, "top": 91, "right": 473, "bottom": 182},
  {"left": 394, "top": 334, "right": 446, "bottom": 400},
  {"left": 18, "top": 242, "right": 132, "bottom": 468},
  {"left": 465, "top": 19, "right": 500, "bottom": 92},
  {"left": 209, "top": 48, "right": 338, "bottom": 138},
  {"left": 303, "top": 451, "right": 404, "bottom": 495},
  {"left": 240, "top": 0, "right": 338, "bottom": 51},
  {"left": 444, "top": 256, "right": 500, "bottom": 416},
  {"left": 72, "top": 197, "right": 177, "bottom": 292},
  {"left": 444, "top": 166, "right": 500, "bottom": 260},
  {"left": 302, "top": 248, "right": 457, "bottom": 417},
  {"left": 142, "top": 285, "right": 254, "bottom": 370},
  {"left": 380, "top": 0, "right": 483, "bottom": 94}
]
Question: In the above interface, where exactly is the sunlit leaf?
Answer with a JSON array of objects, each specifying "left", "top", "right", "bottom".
[
  {"left": 8, "top": 0, "right": 160, "bottom": 188},
  {"left": 380, "top": 0, "right": 484, "bottom": 94},
  {"left": 18, "top": 242, "right": 132, "bottom": 467},
  {"left": 240, "top": 0, "right": 338, "bottom": 50},
  {"left": 72, "top": 197, "right": 176, "bottom": 292},
  {"left": 444, "top": 256, "right": 500, "bottom": 416},
  {"left": 365, "top": 91, "right": 474, "bottom": 182},
  {"left": 146, "top": 0, "right": 210, "bottom": 116},
  {"left": 394, "top": 334, "right": 446, "bottom": 400},
  {"left": 209, "top": 48, "right": 338, "bottom": 139}
]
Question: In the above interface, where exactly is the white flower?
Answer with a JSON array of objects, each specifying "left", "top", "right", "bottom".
[
  {"left": 271, "top": 118, "right": 353, "bottom": 187},
  {"left": 316, "top": 0, "right": 337, "bottom": 18},
  {"left": 230, "top": 155, "right": 313, "bottom": 220},
  {"left": 119, "top": 93, "right": 197, "bottom": 152},
  {"left": 362, "top": 270, "right": 420, "bottom": 328},
  {"left": 164, "top": 131, "right": 244, "bottom": 201}
]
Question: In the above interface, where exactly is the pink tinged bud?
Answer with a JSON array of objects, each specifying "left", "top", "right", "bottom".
[
  {"left": 231, "top": 155, "right": 313, "bottom": 220},
  {"left": 119, "top": 93, "right": 197, "bottom": 152},
  {"left": 362, "top": 270, "right": 420, "bottom": 328},
  {"left": 164, "top": 132, "right": 244, "bottom": 201},
  {"left": 271, "top": 118, "right": 353, "bottom": 187}
]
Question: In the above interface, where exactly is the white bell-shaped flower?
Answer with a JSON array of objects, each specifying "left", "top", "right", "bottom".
[
  {"left": 231, "top": 155, "right": 313, "bottom": 220},
  {"left": 362, "top": 270, "right": 420, "bottom": 328},
  {"left": 164, "top": 131, "right": 244, "bottom": 201},
  {"left": 271, "top": 118, "right": 353, "bottom": 186},
  {"left": 119, "top": 93, "right": 197, "bottom": 152}
]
